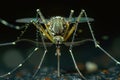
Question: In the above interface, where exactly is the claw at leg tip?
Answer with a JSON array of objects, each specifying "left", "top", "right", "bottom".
[
  {"left": 35, "top": 47, "right": 38, "bottom": 51},
  {"left": 82, "top": 9, "right": 85, "bottom": 12},
  {"left": 12, "top": 42, "right": 16, "bottom": 45},
  {"left": 71, "top": 10, "right": 74, "bottom": 13},
  {"left": 116, "top": 62, "right": 120, "bottom": 65},
  {"left": 36, "top": 9, "right": 40, "bottom": 12}
]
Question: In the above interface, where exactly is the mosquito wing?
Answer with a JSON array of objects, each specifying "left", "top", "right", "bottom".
[
  {"left": 15, "top": 18, "right": 48, "bottom": 24},
  {"left": 15, "top": 17, "right": 94, "bottom": 23},
  {"left": 65, "top": 17, "right": 94, "bottom": 23}
]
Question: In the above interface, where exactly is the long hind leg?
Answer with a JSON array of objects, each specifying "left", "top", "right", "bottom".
[
  {"left": 0, "top": 47, "right": 38, "bottom": 78},
  {"left": 83, "top": 10, "right": 120, "bottom": 65},
  {"left": 0, "top": 23, "right": 39, "bottom": 78}
]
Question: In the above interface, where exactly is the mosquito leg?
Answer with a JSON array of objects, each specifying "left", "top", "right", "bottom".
[
  {"left": 32, "top": 23, "right": 48, "bottom": 78},
  {"left": 36, "top": 9, "right": 54, "bottom": 40},
  {"left": 0, "top": 47, "right": 38, "bottom": 78},
  {"left": 0, "top": 42, "right": 16, "bottom": 46},
  {"left": 16, "top": 24, "right": 29, "bottom": 40},
  {"left": 69, "top": 9, "right": 87, "bottom": 80},
  {"left": 83, "top": 10, "right": 120, "bottom": 65},
  {"left": 36, "top": 9, "right": 46, "bottom": 24},
  {"left": 69, "top": 50, "right": 87, "bottom": 80},
  {"left": 57, "top": 53, "right": 60, "bottom": 77},
  {"left": 0, "top": 24, "right": 29, "bottom": 47},
  {"left": 55, "top": 45, "right": 61, "bottom": 77},
  {"left": 64, "top": 38, "right": 95, "bottom": 47},
  {"left": 32, "top": 49, "right": 47, "bottom": 78},
  {"left": 0, "top": 21, "right": 39, "bottom": 78},
  {"left": 63, "top": 10, "right": 74, "bottom": 39},
  {"left": 69, "top": 9, "right": 85, "bottom": 50},
  {"left": 0, "top": 18, "right": 25, "bottom": 30},
  {"left": 68, "top": 10, "right": 74, "bottom": 22}
]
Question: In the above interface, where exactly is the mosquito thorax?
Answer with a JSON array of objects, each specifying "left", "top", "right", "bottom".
[{"left": 49, "top": 16, "right": 66, "bottom": 36}]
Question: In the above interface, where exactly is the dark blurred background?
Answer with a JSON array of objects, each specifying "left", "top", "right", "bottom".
[{"left": 0, "top": 0, "right": 120, "bottom": 75}]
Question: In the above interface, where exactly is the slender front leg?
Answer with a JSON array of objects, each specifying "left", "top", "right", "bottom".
[
  {"left": 36, "top": 9, "right": 53, "bottom": 39},
  {"left": 63, "top": 10, "right": 74, "bottom": 40},
  {"left": 36, "top": 9, "right": 46, "bottom": 24},
  {"left": 32, "top": 21, "right": 54, "bottom": 43}
]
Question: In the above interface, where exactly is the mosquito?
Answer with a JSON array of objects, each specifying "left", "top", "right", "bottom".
[{"left": 0, "top": 9, "right": 120, "bottom": 80}]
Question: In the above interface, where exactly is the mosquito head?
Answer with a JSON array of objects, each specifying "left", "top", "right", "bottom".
[
  {"left": 53, "top": 36, "right": 64, "bottom": 44},
  {"left": 49, "top": 16, "right": 66, "bottom": 36}
]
